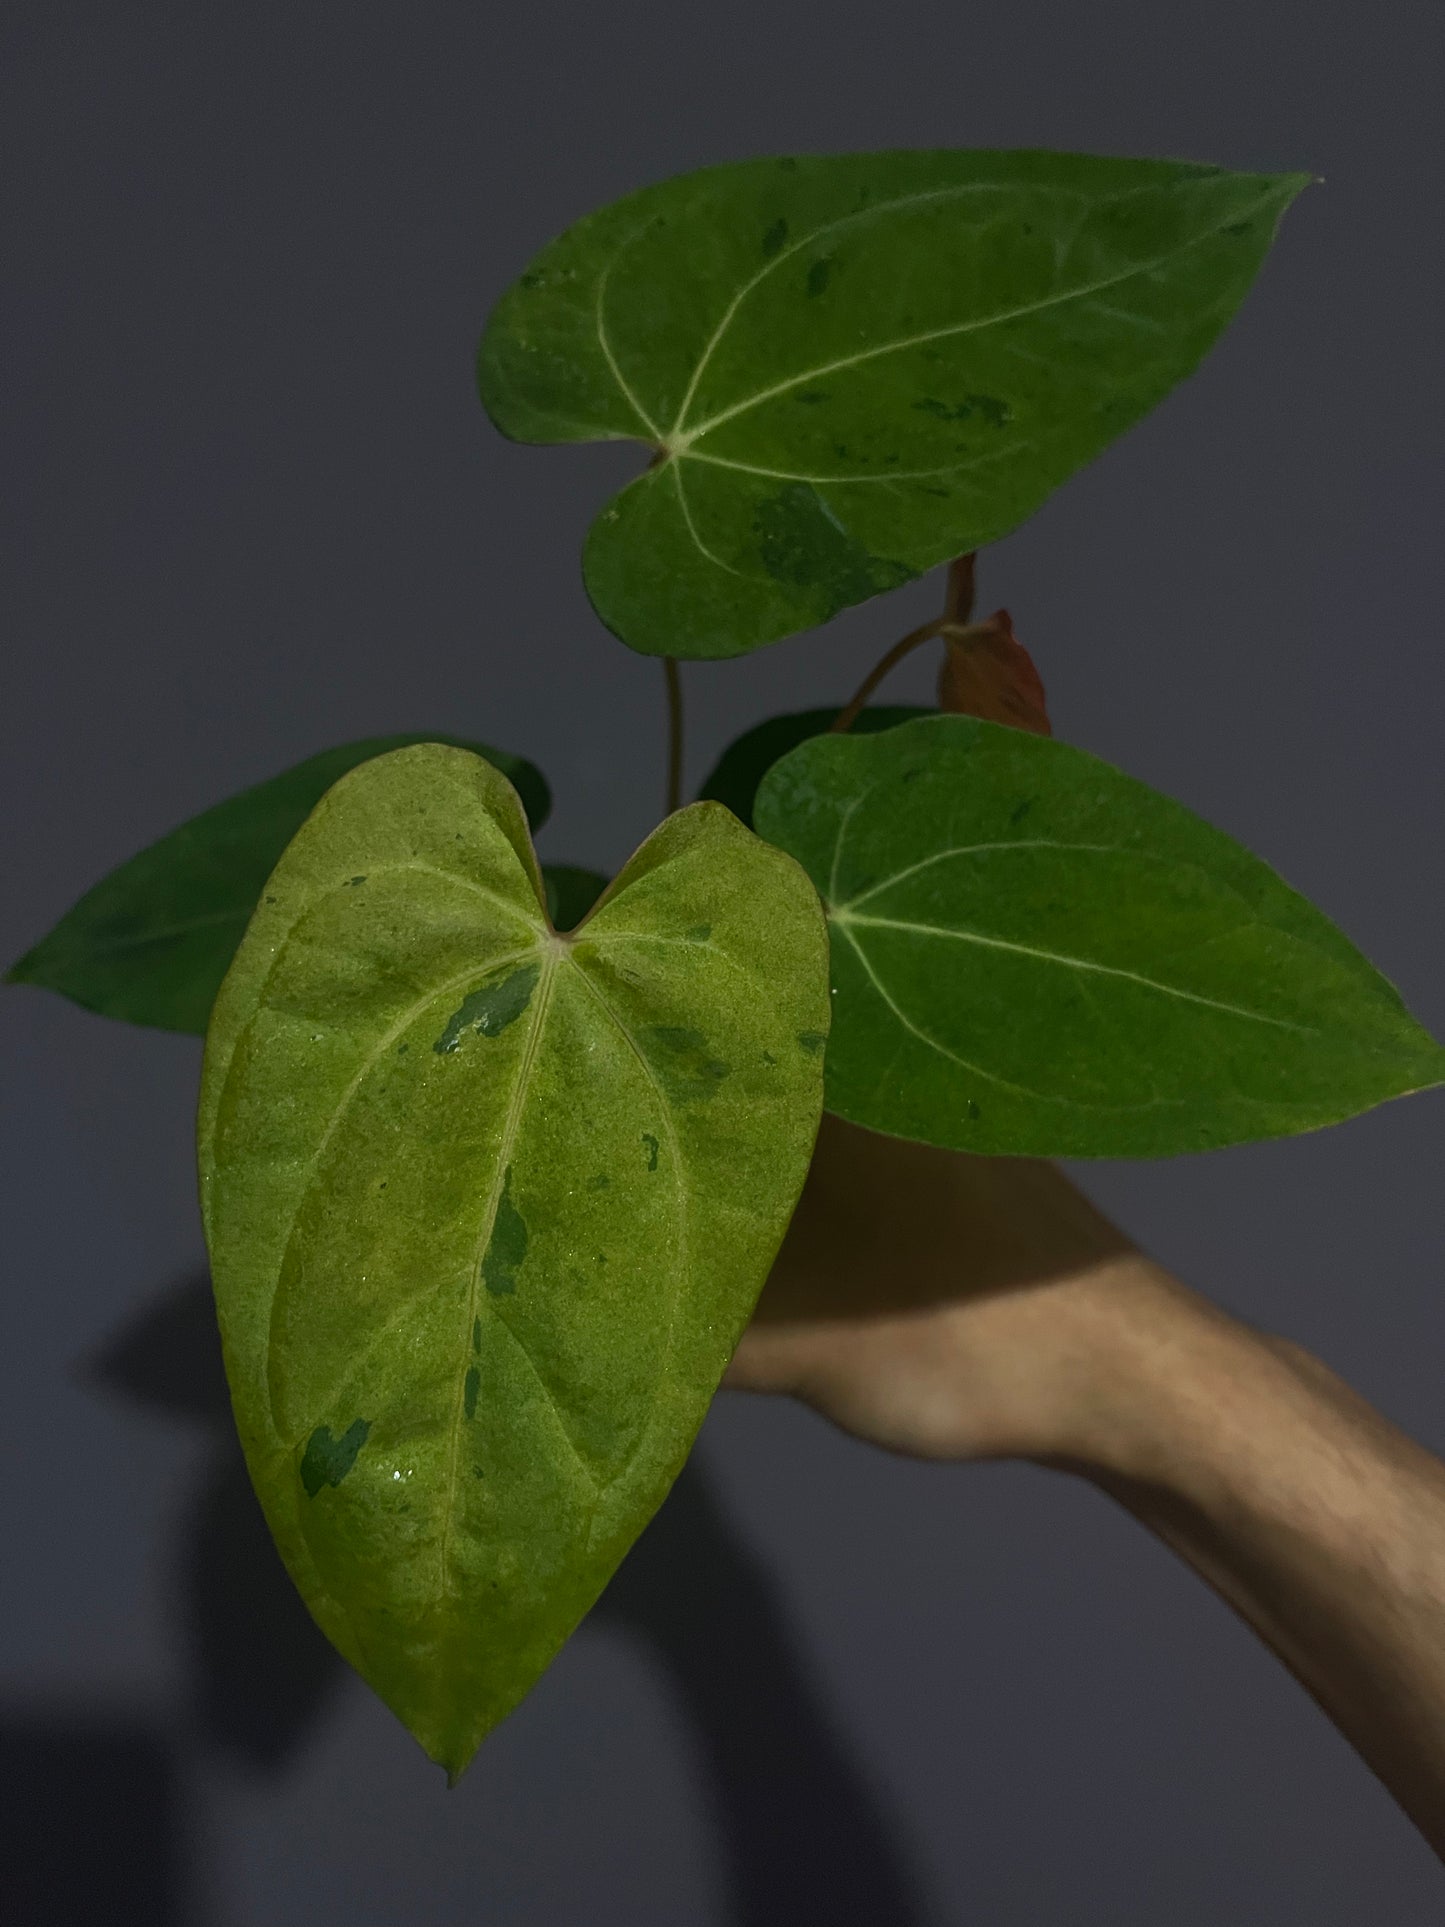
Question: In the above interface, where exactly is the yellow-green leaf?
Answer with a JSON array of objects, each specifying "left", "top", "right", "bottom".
[{"left": 198, "top": 746, "right": 828, "bottom": 1776}]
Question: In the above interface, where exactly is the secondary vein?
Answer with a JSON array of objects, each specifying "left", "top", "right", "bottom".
[
  {"left": 595, "top": 246, "right": 663, "bottom": 440},
  {"left": 266, "top": 939, "right": 548, "bottom": 1442},
  {"left": 438, "top": 949, "right": 564, "bottom": 1598}
]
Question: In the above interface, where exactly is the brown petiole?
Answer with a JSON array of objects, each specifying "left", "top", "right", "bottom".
[{"left": 830, "top": 552, "right": 979, "bottom": 733}]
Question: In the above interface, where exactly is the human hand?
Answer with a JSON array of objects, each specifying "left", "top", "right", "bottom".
[
  {"left": 726, "top": 1112, "right": 1203, "bottom": 1467},
  {"left": 731, "top": 1116, "right": 1445, "bottom": 1861}
]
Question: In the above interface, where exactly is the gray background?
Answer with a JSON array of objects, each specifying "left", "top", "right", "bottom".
[{"left": 4, "top": 1, "right": 1444, "bottom": 1920}]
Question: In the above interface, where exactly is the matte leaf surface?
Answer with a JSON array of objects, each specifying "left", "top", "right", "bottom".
[
  {"left": 699, "top": 705, "right": 928, "bottom": 828},
  {"left": 755, "top": 717, "right": 1444, "bottom": 1156},
  {"left": 481, "top": 150, "right": 1308, "bottom": 658},
  {"left": 8, "top": 735, "right": 550, "bottom": 1034},
  {"left": 198, "top": 746, "right": 828, "bottom": 1775}
]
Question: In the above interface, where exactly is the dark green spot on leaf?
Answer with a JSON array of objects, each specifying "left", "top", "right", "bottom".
[
  {"left": 434, "top": 963, "right": 540, "bottom": 1055},
  {"left": 913, "top": 393, "right": 1012, "bottom": 427},
  {"left": 481, "top": 1167, "right": 528, "bottom": 1296},
  {"left": 643, "top": 1026, "right": 732, "bottom": 1102},
  {"left": 752, "top": 484, "right": 908, "bottom": 613},
  {"left": 300, "top": 1419, "right": 371, "bottom": 1498}
]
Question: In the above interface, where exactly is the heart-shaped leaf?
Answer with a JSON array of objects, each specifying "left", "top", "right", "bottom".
[
  {"left": 480, "top": 151, "right": 1308, "bottom": 659},
  {"left": 198, "top": 745, "right": 828, "bottom": 1776},
  {"left": 7, "top": 735, "right": 551, "bottom": 1035},
  {"left": 755, "top": 716, "right": 1444, "bottom": 1157}
]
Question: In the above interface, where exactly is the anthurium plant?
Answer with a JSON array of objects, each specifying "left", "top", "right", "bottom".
[{"left": 12, "top": 150, "right": 1441, "bottom": 1781}]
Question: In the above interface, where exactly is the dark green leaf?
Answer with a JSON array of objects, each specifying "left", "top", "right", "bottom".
[
  {"left": 7, "top": 735, "right": 550, "bottom": 1034},
  {"left": 198, "top": 745, "right": 828, "bottom": 1777},
  {"left": 480, "top": 150, "right": 1308, "bottom": 659},
  {"left": 755, "top": 716, "right": 1444, "bottom": 1157},
  {"left": 541, "top": 863, "right": 609, "bottom": 930},
  {"left": 699, "top": 705, "right": 929, "bottom": 827}
]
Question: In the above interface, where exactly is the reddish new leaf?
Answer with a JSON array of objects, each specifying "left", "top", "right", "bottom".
[{"left": 937, "top": 609, "right": 1052, "bottom": 736}]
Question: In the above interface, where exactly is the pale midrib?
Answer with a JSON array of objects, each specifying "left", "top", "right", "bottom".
[
  {"left": 208, "top": 859, "right": 543, "bottom": 1229},
  {"left": 674, "top": 189, "right": 1282, "bottom": 447},
  {"left": 836, "top": 907, "right": 1314, "bottom": 1033},
  {"left": 267, "top": 939, "right": 548, "bottom": 1442},
  {"left": 564, "top": 955, "right": 689, "bottom": 1537},
  {"left": 50, "top": 905, "right": 250, "bottom": 960},
  {"left": 437, "top": 950, "right": 569, "bottom": 1598},
  {"left": 675, "top": 441, "right": 1028, "bottom": 488},
  {"left": 668, "top": 180, "right": 1023, "bottom": 436}
]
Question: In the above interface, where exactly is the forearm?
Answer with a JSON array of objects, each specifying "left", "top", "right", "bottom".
[
  {"left": 1055, "top": 1276, "right": 1445, "bottom": 1857},
  {"left": 735, "top": 1119, "right": 1445, "bottom": 1848}
]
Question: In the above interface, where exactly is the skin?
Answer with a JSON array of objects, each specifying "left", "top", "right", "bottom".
[{"left": 727, "top": 1113, "right": 1445, "bottom": 1859}]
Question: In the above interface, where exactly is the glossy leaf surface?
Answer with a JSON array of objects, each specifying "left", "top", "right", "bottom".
[
  {"left": 755, "top": 716, "right": 1444, "bottom": 1157},
  {"left": 481, "top": 150, "right": 1308, "bottom": 658},
  {"left": 699, "top": 705, "right": 928, "bottom": 828},
  {"left": 199, "top": 746, "right": 828, "bottom": 1775},
  {"left": 8, "top": 735, "right": 550, "bottom": 1034}
]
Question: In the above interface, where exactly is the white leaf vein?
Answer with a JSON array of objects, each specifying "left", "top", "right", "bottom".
[
  {"left": 837, "top": 908, "right": 1313, "bottom": 1033},
  {"left": 674, "top": 188, "right": 1282, "bottom": 447}
]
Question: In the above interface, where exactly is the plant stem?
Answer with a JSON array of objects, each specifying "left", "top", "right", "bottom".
[
  {"left": 829, "top": 617, "right": 946, "bottom": 734},
  {"left": 943, "top": 551, "right": 977, "bottom": 625},
  {"left": 830, "top": 553, "right": 978, "bottom": 734},
  {"left": 664, "top": 657, "right": 684, "bottom": 815}
]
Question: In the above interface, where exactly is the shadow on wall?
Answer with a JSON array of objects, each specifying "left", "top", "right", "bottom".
[
  {"left": 0, "top": 1714, "right": 187, "bottom": 1926},
  {"left": 80, "top": 1273, "right": 925, "bottom": 1926}
]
